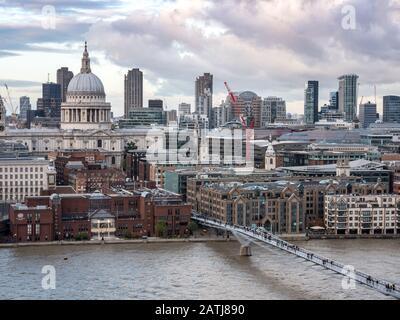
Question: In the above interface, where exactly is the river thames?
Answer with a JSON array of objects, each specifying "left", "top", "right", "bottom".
[{"left": 0, "top": 239, "right": 399, "bottom": 300}]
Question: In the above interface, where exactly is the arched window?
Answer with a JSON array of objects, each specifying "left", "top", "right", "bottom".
[{"left": 111, "top": 156, "right": 116, "bottom": 165}]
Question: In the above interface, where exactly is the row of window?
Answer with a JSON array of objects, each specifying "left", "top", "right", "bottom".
[{"left": 0, "top": 167, "right": 44, "bottom": 173}]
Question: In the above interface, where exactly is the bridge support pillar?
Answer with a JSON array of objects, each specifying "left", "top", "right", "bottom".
[{"left": 240, "top": 245, "right": 252, "bottom": 256}]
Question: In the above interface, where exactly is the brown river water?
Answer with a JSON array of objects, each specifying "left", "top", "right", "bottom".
[{"left": 0, "top": 239, "right": 398, "bottom": 299}]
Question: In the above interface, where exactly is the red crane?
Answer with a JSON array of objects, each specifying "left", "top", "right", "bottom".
[
  {"left": 224, "top": 81, "right": 254, "bottom": 129},
  {"left": 223, "top": 81, "right": 254, "bottom": 163}
]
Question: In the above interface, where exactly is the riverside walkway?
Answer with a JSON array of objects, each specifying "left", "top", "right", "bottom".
[{"left": 192, "top": 214, "right": 400, "bottom": 299}]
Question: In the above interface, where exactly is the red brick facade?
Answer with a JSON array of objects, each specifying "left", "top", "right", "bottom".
[{"left": 9, "top": 188, "right": 192, "bottom": 242}]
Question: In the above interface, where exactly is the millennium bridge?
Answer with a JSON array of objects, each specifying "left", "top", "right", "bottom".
[{"left": 192, "top": 213, "right": 400, "bottom": 299}]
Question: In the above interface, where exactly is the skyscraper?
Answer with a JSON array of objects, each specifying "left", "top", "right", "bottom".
[
  {"left": 19, "top": 96, "right": 31, "bottom": 120},
  {"left": 383, "top": 95, "right": 400, "bottom": 123},
  {"left": 36, "top": 82, "right": 62, "bottom": 118},
  {"left": 261, "top": 97, "right": 286, "bottom": 126},
  {"left": 359, "top": 102, "right": 377, "bottom": 128},
  {"left": 329, "top": 91, "right": 339, "bottom": 110},
  {"left": 57, "top": 67, "right": 74, "bottom": 102},
  {"left": 195, "top": 73, "right": 213, "bottom": 120},
  {"left": 304, "top": 81, "right": 319, "bottom": 124},
  {"left": 179, "top": 103, "right": 191, "bottom": 116},
  {"left": 338, "top": 74, "right": 359, "bottom": 122},
  {"left": 124, "top": 68, "right": 143, "bottom": 118}
]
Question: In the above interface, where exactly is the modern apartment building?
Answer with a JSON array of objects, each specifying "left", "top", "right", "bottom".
[
  {"left": 338, "top": 74, "right": 359, "bottom": 122},
  {"left": 325, "top": 194, "right": 400, "bottom": 235},
  {"left": 304, "top": 81, "right": 319, "bottom": 124}
]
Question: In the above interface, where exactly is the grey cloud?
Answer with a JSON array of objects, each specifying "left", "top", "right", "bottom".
[
  {"left": 0, "top": 50, "right": 19, "bottom": 58},
  {"left": 0, "top": 79, "right": 42, "bottom": 87}
]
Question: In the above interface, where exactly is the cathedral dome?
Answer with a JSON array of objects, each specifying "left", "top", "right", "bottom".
[
  {"left": 67, "top": 72, "right": 105, "bottom": 95},
  {"left": 66, "top": 41, "right": 105, "bottom": 96}
]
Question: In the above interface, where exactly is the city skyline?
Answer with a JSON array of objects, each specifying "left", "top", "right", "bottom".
[{"left": 2, "top": 0, "right": 400, "bottom": 116}]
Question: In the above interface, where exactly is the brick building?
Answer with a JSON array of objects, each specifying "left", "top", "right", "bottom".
[
  {"left": 9, "top": 188, "right": 191, "bottom": 242},
  {"left": 187, "top": 176, "right": 387, "bottom": 234}
]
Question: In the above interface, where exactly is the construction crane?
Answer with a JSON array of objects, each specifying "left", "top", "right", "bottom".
[
  {"left": 223, "top": 81, "right": 254, "bottom": 129},
  {"left": 223, "top": 81, "right": 254, "bottom": 163},
  {"left": 359, "top": 95, "right": 364, "bottom": 106},
  {"left": 3, "top": 84, "right": 18, "bottom": 119}
]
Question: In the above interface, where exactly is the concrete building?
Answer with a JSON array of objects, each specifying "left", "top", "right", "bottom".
[
  {"left": 0, "top": 157, "right": 56, "bottom": 202},
  {"left": 57, "top": 67, "right": 74, "bottom": 102},
  {"left": 383, "top": 95, "right": 400, "bottom": 123},
  {"left": 304, "top": 81, "right": 319, "bottom": 125},
  {"left": 178, "top": 103, "right": 191, "bottom": 116},
  {"left": 359, "top": 102, "right": 377, "bottom": 128},
  {"left": 325, "top": 194, "right": 400, "bottom": 235},
  {"left": 124, "top": 68, "right": 143, "bottom": 117},
  {"left": 212, "top": 102, "right": 230, "bottom": 128},
  {"left": 261, "top": 97, "right": 286, "bottom": 126},
  {"left": 338, "top": 74, "right": 359, "bottom": 122},
  {"left": 195, "top": 73, "right": 213, "bottom": 121}
]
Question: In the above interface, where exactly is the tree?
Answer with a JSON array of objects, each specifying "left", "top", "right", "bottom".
[
  {"left": 125, "top": 141, "right": 138, "bottom": 151},
  {"left": 74, "top": 232, "right": 89, "bottom": 241},
  {"left": 155, "top": 221, "right": 168, "bottom": 238},
  {"left": 187, "top": 221, "right": 199, "bottom": 235}
]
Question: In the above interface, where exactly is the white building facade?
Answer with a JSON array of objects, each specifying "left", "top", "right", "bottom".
[
  {"left": 0, "top": 158, "right": 56, "bottom": 202},
  {"left": 325, "top": 194, "right": 400, "bottom": 235}
]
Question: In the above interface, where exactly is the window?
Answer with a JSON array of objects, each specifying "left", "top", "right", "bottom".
[{"left": 97, "top": 140, "right": 102, "bottom": 148}]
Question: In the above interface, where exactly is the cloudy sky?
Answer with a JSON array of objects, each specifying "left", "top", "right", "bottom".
[{"left": 1, "top": 0, "right": 400, "bottom": 116}]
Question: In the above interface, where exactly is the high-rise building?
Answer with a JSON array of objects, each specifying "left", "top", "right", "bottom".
[
  {"left": 338, "top": 74, "right": 359, "bottom": 122},
  {"left": 148, "top": 99, "right": 163, "bottom": 109},
  {"left": 195, "top": 73, "right": 213, "bottom": 120},
  {"left": 124, "top": 68, "right": 143, "bottom": 118},
  {"left": 178, "top": 103, "right": 191, "bottom": 116},
  {"left": 19, "top": 96, "right": 31, "bottom": 121},
  {"left": 36, "top": 82, "right": 62, "bottom": 118},
  {"left": 212, "top": 102, "right": 230, "bottom": 128},
  {"left": 329, "top": 91, "right": 339, "bottom": 110},
  {"left": 359, "top": 102, "right": 377, "bottom": 128},
  {"left": 304, "top": 81, "right": 319, "bottom": 124},
  {"left": 383, "top": 95, "right": 400, "bottom": 123},
  {"left": 57, "top": 67, "right": 74, "bottom": 102},
  {"left": 261, "top": 97, "right": 286, "bottom": 126}
]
